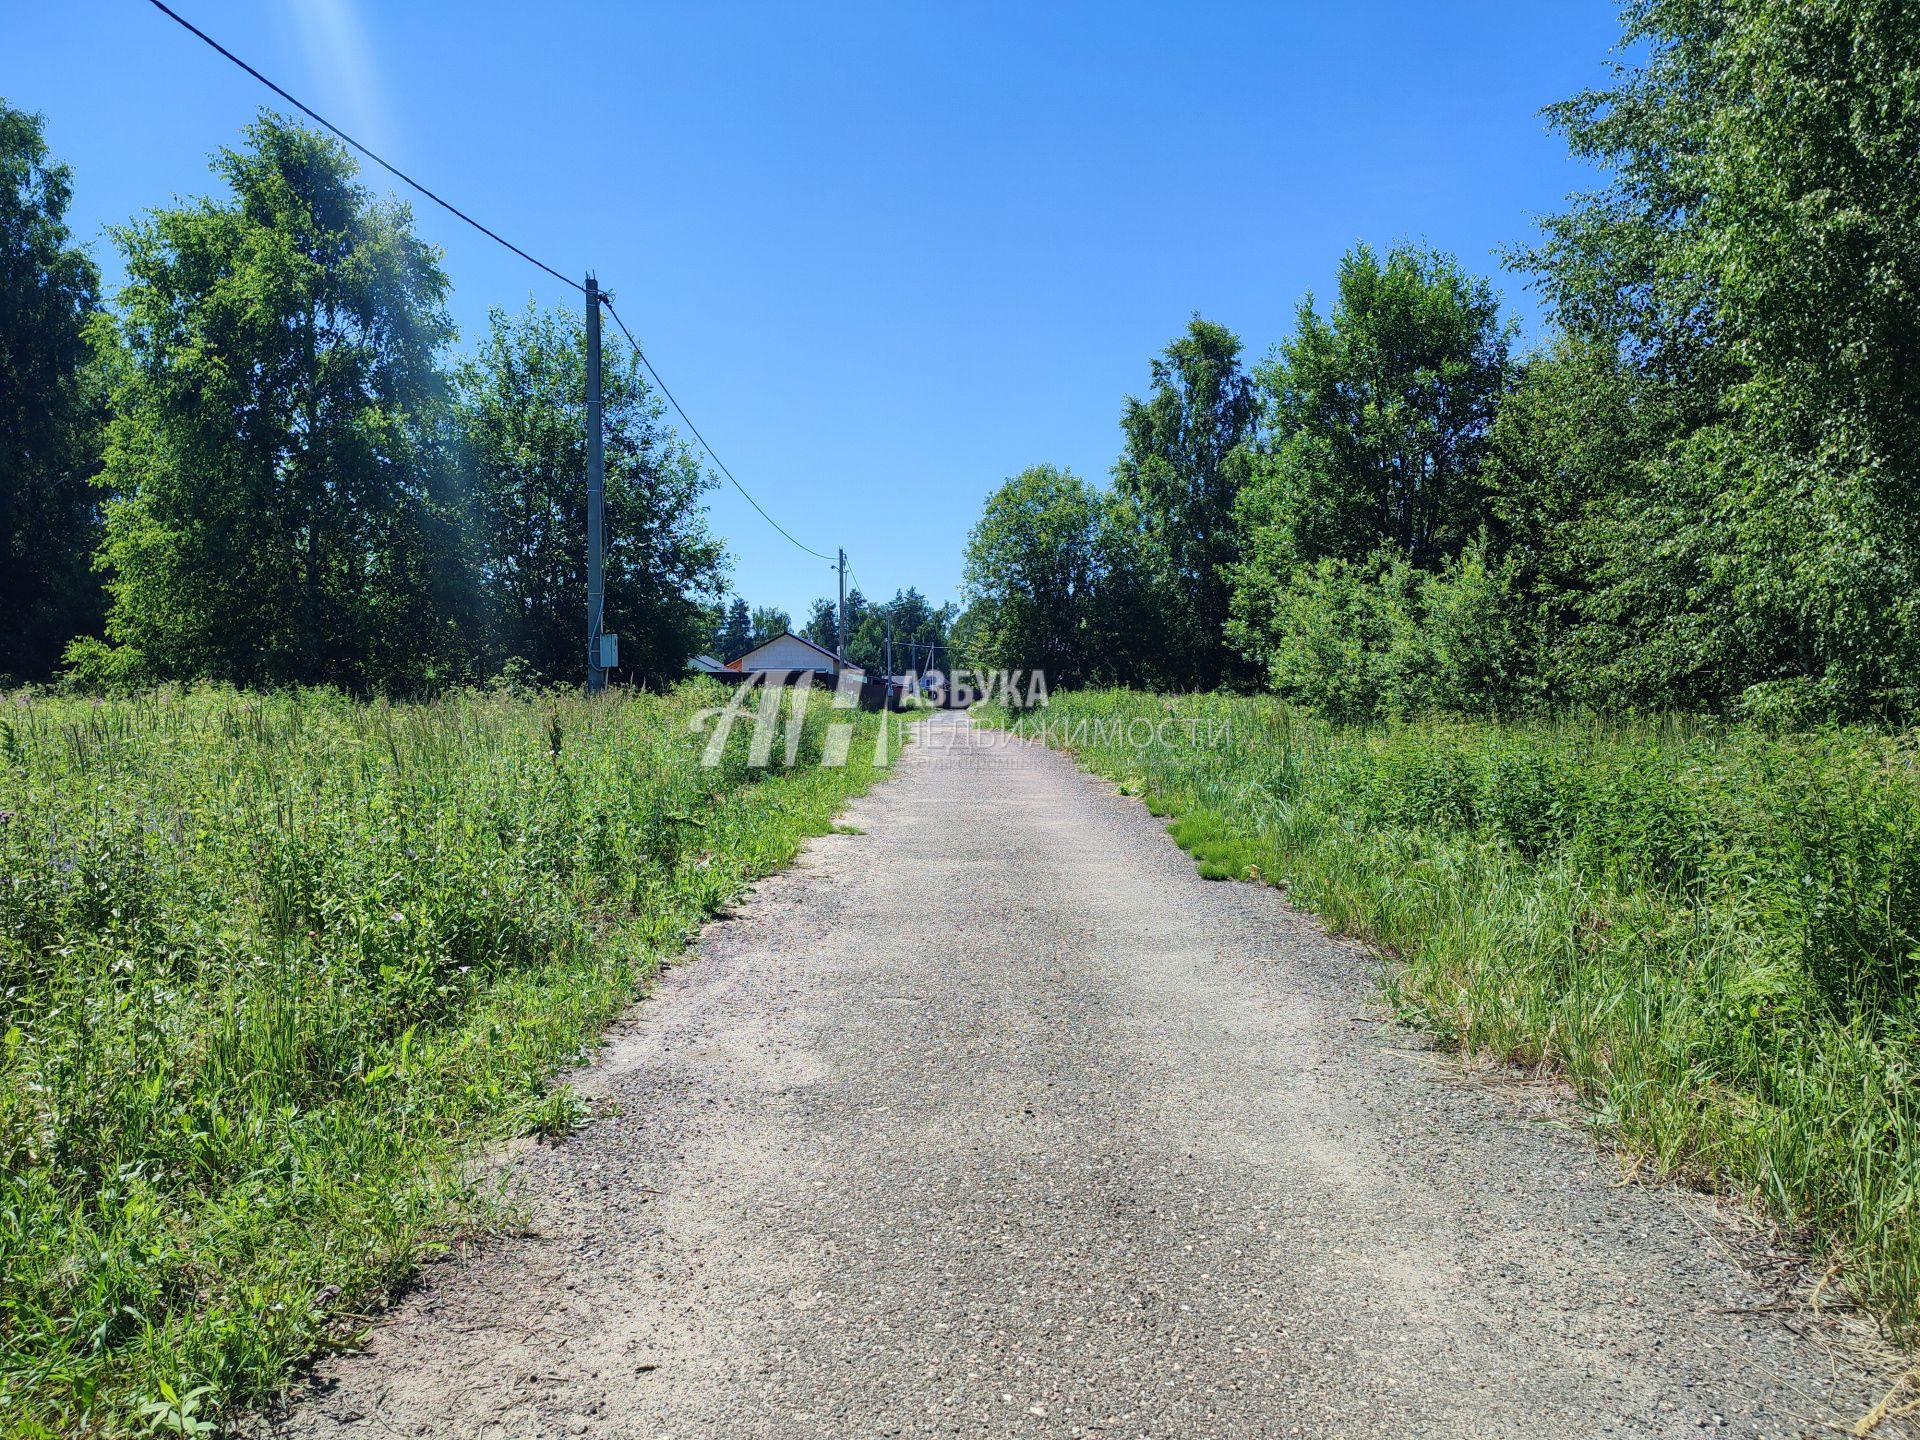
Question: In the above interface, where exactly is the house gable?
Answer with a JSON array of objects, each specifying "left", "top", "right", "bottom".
[{"left": 723, "top": 631, "right": 863, "bottom": 675}]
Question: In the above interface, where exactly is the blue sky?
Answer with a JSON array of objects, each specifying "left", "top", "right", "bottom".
[{"left": 7, "top": 1, "right": 1625, "bottom": 623}]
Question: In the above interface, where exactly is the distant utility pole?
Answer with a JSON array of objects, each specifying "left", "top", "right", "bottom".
[
  {"left": 585, "top": 274, "right": 606, "bottom": 694},
  {"left": 836, "top": 548, "right": 848, "bottom": 679}
]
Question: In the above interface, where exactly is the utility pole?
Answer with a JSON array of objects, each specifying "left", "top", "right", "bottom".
[
  {"left": 835, "top": 547, "right": 847, "bottom": 679},
  {"left": 585, "top": 274, "right": 606, "bottom": 693}
]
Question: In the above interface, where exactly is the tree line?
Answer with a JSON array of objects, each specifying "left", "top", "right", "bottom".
[
  {"left": 1, "top": 107, "right": 729, "bottom": 692},
  {"left": 962, "top": 1, "right": 1920, "bottom": 726},
  {"left": 799, "top": 586, "right": 954, "bottom": 678}
]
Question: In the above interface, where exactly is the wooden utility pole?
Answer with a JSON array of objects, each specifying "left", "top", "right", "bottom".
[
  {"left": 585, "top": 274, "right": 607, "bottom": 694},
  {"left": 836, "top": 547, "right": 847, "bottom": 679}
]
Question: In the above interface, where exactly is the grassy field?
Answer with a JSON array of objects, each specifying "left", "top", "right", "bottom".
[
  {"left": 0, "top": 683, "right": 905, "bottom": 1436},
  {"left": 980, "top": 691, "right": 1920, "bottom": 1336}
]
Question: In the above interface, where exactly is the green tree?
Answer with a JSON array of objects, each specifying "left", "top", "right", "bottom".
[
  {"left": 711, "top": 597, "right": 753, "bottom": 659},
  {"left": 1413, "top": 538, "right": 1539, "bottom": 719},
  {"left": 1251, "top": 244, "right": 1509, "bottom": 569},
  {"left": 1088, "top": 489, "right": 1180, "bottom": 688},
  {"left": 1112, "top": 316, "right": 1260, "bottom": 688},
  {"left": 88, "top": 115, "right": 463, "bottom": 691},
  {"left": 458, "top": 301, "right": 725, "bottom": 686},
  {"left": 840, "top": 587, "right": 953, "bottom": 676},
  {"left": 802, "top": 593, "right": 860, "bottom": 656},
  {"left": 0, "top": 101, "right": 103, "bottom": 681},
  {"left": 1480, "top": 337, "right": 1637, "bottom": 632},
  {"left": 800, "top": 587, "right": 949, "bottom": 673},
  {"left": 1528, "top": 0, "right": 1920, "bottom": 715},
  {"left": 748, "top": 604, "right": 790, "bottom": 648},
  {"left": 1467, "top": 332, "right": 1655, "bottom": 707},
  {"left": 1230, "top": 245, "right": 1511, "bottom": 677},
  {"left": 947, "top": 603, "right": 987, "bottom": 673},
  {"left": 963, "top": 465, "right": 1102, "bottom": 687}
]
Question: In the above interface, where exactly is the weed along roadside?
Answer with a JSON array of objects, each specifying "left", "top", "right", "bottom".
[
  {"left": 976, "top": 690, "right": 1920, "bottom": 1341},
  {"left": 0, "top": 683, "right": 908, "bottom": 1436}
]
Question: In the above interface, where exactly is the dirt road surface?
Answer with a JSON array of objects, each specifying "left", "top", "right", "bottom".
[{"left": 273, "top": 712, "right": 1897, "bottom": 1439}]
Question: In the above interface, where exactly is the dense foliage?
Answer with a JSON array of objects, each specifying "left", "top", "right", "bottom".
[
  {"left": 958, "top": 329, "right": 1263, "bottom": 693},
  {"left": 0, "top": 684, "right": 905, "bottom": 1433},
  {"left": 964, "top": 4, "right": 1920, "bottom": 725},
  {"left": 1240, "top": 246, "right": 1509, "bottom": 573},
  {"left": 83, "top": 119, "right": 461, "bottom": 693},
  {"left": 984, "top": 690, "right": 1920, "bottom": 1331},
  {"left": 457, "top": 304, "right": 724, "bottom": 684},
  {"left": 0, "top": 101, "right": 103, "bottom": 684},
  {"left": 1110, "top": 318, "right": 1260, "bottom": 690},
  {"left": 2, "top": 109, "right": 731, "bottom": 694},
  {"left": 960, "top": 465, "right": 1104, "bottom": 686},
  {"left": 1524, "top": 0, "right": 1920, "bottom": 719},
  {"left": 707, "top": 597, "right": 791, "bottom": 661}
]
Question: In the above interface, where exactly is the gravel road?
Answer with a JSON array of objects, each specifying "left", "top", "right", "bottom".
[{"left": 272, "top": 712, "right": 1899, "bottom": 1439}]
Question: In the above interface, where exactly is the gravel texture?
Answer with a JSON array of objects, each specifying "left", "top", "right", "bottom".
[{"left": 270, "top": 712, "right": 1900, "bottom": 1439}]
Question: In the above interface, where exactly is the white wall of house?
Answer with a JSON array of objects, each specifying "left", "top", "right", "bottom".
[{"left": 731, "top": 633, "right": 863, "bottom": 675}]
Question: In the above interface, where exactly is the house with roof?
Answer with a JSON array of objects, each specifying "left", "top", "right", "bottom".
[
  {"left": 713, "top": 631, "right": 909, "bottom": 709},
  {"left": 723, "top": 631, "right": 864, "bottom": 679}
]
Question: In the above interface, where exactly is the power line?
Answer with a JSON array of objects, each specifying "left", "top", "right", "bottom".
[
  {"left": 602, "top": 299, "right": 837, "bottom": 563},
  {"left": 144, "top": 0, "right": 839, "bottom": 568},
  {"left": 144, "top": 0, "right": 581, "bottom": 295}
]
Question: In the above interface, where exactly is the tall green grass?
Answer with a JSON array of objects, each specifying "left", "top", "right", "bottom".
[
  {"left": 982, "top": 691, "right": 1920, "bottom": 1334},
  {"left": 0, "top": 683, "right": 905, "bottom": 1436}
]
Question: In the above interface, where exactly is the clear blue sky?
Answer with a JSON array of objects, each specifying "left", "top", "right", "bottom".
[{"left": 7, "top": 0, "right": 1625, "bottom": 623}]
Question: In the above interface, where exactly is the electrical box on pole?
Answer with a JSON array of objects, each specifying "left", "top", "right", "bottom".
[{"left": 585, "top": 274, "right": 606, "bottom": 693}]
